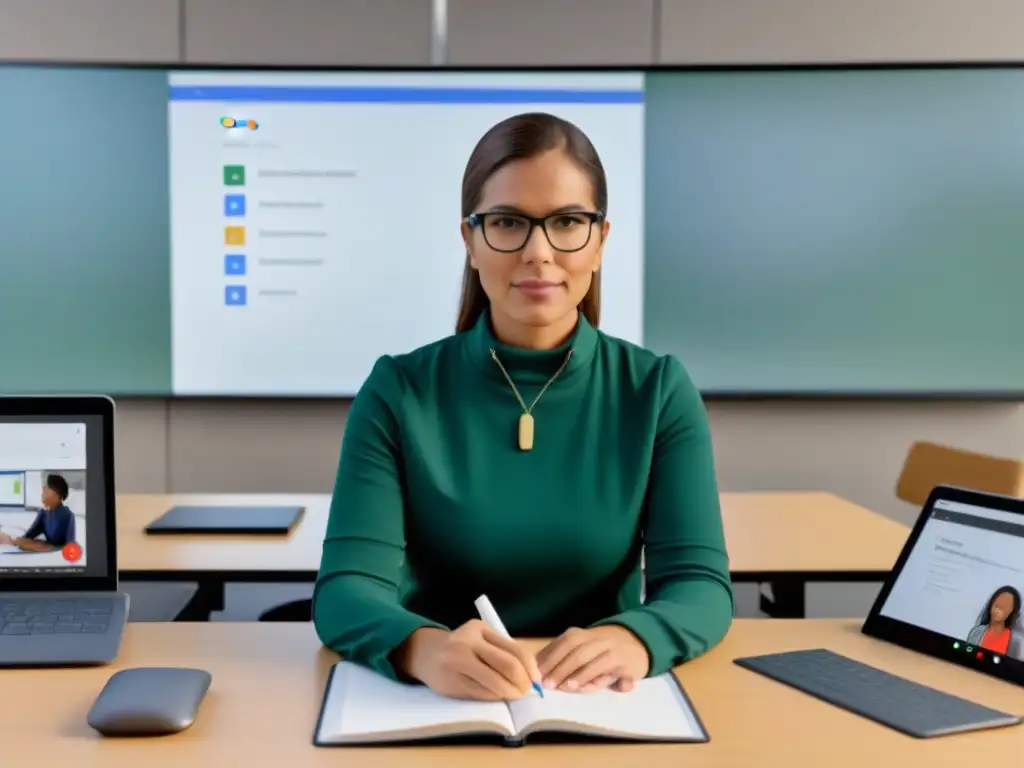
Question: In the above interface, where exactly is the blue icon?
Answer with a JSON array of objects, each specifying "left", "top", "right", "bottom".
[
  {"left": 225, "top": 285, "right": 247, "bottom": 306},
  {"left": 224, "top": 194, "right": 246, "bottom": 216},
  {"left": 225, "top": 254, "right": 246, "bottom": 275}
]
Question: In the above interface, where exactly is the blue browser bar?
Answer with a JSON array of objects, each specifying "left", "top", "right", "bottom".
[{"left": 168, "top": 85, "right": 644, "bottom": 104}]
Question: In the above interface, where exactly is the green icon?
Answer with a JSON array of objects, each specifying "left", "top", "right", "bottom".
[
  {"left": 953, "top": 642, "right": 960, "bottom": 649},
  {"left": 12, "top": 479, "right": 19, "bottom": 495},
  {"left": 223, "top": 165, "right": 245, "bottom": 186},
  {"left": 966, "top": 645, "right": 973, "bottom": 652}
]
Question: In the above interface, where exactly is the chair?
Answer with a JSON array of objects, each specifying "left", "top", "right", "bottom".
[
  {"left": 895, "top": 441, "right": 1024, "bottom": 507},
  {"left": 259, "top": 598, "right": 312, "bottom": 622},
  {"left": 122, "top": 583, "right": 200, "bottom": 622}
]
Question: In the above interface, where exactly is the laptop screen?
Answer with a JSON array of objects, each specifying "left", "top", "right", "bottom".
[
  {"left": 0, "top": 417, "right": 110, "bottom": 579},
  {"left": 879, "top": 497, "right": 1024, "bottom": 668}
]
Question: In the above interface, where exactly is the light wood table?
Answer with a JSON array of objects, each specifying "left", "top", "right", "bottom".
[
  {"left": 722, "top": 491, "right": 910, "bottom": 617},
  {"left": 1, "top": 620, "right": 1018, "bottom": 767},
  {"left": 116, "top": 491, "right": 910, "bottom": 620}
]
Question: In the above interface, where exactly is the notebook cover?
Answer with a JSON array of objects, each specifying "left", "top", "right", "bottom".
[
  {"left": 517, "top": 674, "right": 711, "bottom": 745},
  {"left": 311, "top": 663, "right": 710, "bottom": 747},
  {"left": 312, "top": 663, "right": 515, "bottom": 747}
]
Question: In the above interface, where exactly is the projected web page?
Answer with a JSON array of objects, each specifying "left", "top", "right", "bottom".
[
  {"left": 881, "top": 500, "right": 1024, "bottom": 663},
  {"left": 0, "top": 423, "right": 87, "bottom": 569},
  {"left": 168, "top": 71, "right": 646, "bottom": 396}
]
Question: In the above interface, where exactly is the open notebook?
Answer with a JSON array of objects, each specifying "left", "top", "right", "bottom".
[{"left": 313, "top": 661, "right": 708, "bottom": 747}]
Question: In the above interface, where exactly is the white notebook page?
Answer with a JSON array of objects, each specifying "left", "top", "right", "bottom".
[
  {"left": 321, "top": 662, "right": 515, "bottom": 738},
  {"left": 509, "top": 674, "right": 704, "bottom": 740}
]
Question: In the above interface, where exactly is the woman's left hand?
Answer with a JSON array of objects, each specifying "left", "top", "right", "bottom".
[{"left": 536, "top": 625, "right": 650, "bottom": 693}]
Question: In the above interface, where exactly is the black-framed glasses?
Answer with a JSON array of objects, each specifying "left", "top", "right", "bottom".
[{"left": 466, "top": 210, "right": 605, "bottom": 254}]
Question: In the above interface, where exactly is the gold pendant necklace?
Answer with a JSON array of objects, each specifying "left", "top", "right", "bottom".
[{"left": 489, "top": 348, "right": 573, "bottom": 451}]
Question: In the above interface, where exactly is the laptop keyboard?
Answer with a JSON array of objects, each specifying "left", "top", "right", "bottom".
[{"left": 0, "top": 598, "right": 114, "bottom": 635}]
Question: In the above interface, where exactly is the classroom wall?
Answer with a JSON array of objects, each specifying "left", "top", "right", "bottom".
[{"left": 3, "top": 0, "right": 1023, "bottom": 536}]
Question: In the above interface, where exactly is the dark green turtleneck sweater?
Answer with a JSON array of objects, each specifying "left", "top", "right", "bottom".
[{"left": 313, "top": 311, "right": 733, "bottom": 679}]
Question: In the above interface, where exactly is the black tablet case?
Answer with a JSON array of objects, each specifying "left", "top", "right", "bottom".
[{"left": 144, "top": 505, "right": 304, "bottom": 535}]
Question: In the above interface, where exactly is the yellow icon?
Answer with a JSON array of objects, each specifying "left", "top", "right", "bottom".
[{"left": 225, "top": 226, "right": 245, "bottom": 245}]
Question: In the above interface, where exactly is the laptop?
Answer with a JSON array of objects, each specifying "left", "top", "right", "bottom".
[
  {"left": 144, "top": 504, "right": 304, "bottom": 535},
  {"left": 862, "top": 484, "right": 1024, "bottom": 684},
  {"left": 0, "top": 395, "right": 128, "bottom": 666},
  {"left": 734, "top": 485, "right": 1024, "bottom": 738}
]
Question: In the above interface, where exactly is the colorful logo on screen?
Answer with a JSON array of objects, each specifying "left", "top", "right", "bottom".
[{"left": 221, "top": 117, "right": 259, "bottom": 130}]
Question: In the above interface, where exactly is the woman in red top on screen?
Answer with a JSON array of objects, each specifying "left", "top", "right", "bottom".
[{"left": 966, "top": 586, "right": 1023, "bottom": 660}]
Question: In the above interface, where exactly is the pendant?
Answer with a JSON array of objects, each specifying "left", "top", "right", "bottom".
[{"left": 518, "top": 413, "right": 535, "bottom": 451}]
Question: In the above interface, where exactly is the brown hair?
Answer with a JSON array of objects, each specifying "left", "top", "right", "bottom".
[{"left": 455, "top": 112, "right": 607, "bottom": 334}]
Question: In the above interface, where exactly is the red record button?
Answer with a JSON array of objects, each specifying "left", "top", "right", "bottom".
[{"left": 62, "top": 542, "right": 82, "bottom": 562}]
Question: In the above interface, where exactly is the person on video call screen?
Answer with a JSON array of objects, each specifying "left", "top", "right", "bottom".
[
  {"left": 967, "top": 585, "right": 1023, "bottom": 661},
  {"left": 0, "top": 474, "right": 77, "bottom": 552}
]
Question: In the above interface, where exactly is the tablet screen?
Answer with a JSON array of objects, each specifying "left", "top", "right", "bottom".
[{"left": 866, "top": 487, "right": 1024, "bottom": 684}]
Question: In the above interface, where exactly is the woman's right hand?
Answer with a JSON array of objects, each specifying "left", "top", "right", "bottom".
[{"left": 399, "top": 620, "right": 542, "bottom": 701}]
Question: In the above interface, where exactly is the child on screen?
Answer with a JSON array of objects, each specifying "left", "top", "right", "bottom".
[{"left": 0, "top": 474, "right": 76, "bottom": 552}]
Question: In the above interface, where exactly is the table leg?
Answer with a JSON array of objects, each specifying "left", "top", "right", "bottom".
[
  {"left": 173, "top": 580, "right": 226, "bottom": 622},
  {"left": 758, "top": 579, "right": 807, "bottom": 618}
]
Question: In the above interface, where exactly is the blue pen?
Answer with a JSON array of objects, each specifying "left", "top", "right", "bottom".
[{"left": 474, "top": 594, "right": 545, "bottom": 698}]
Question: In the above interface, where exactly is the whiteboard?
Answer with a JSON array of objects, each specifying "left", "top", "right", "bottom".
[{"left": 0, "top": 472, "right": 25, "bottom": 507}]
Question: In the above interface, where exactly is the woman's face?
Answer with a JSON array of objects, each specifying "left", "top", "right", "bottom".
[
  {"left": 462, "top": 149, "right": 609, "bottom": 335},
  {"left": 991, "top": 591, "right": 1015, "bottom": 623}
]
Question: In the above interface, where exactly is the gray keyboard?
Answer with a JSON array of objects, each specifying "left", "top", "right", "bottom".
[
  {"left": 735, "top": 648, "right": 1021, "bottom": 738},
  {"left": 0, "top": 598, "right": 113, "bottom": 635}
]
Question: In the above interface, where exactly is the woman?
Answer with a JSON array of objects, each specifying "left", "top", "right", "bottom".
[
  {"left": 314, "top": 112, "right": 733, "bottom": 701},
  {"left": 967, "top": 586, "right": 1022, "bottom": 660}
]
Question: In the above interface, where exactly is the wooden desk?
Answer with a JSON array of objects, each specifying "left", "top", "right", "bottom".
[
  {"left": 722, "top": 491, "right": 909, "bottom": 617},
  {"left": 1, "top": 620, "right": 1017, "bottom": 767},
  {"left": 116, "top": 492, "right": 909, "bottom": 620}
]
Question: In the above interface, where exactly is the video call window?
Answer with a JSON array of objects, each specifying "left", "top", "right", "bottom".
[
  {"left": 881, "top": 500, "right": 1024, "bottom": 664},
  {"left": 0, "top": 423, "right": 87, "bottom": 568},
  {"left": 965, "top": 585, "right": 1022, "bottom": 659}
]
